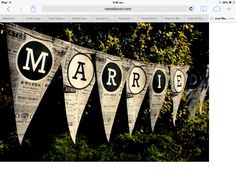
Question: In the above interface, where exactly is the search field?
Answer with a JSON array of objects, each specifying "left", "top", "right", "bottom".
[{"left": 42, "top": 5, "right": 194, "bottom": 13}]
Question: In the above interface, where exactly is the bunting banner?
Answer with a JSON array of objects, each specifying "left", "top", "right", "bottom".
[
  {"left": 61, "top": 44, "right": 96, "bottom": 143},
  {"left": 126, "top": 60, "right": 154, "bottom": 134},
  {"left": 170, "top": 65, "right": 189, "bottom": 126},
  {"left": 199, "top": 65, "right": 209, "bottom": 115},
  {"left": 96, "top": 53, "right": 129, "bottom": 141},
  {"left": 4, "top": 24, "right": 208, "bottom": 143},
  {"left": 5, "top": 24, "right": 63, "bottom": 144},
  {"left": 149, "top": 64, "right": 170, "bottom": 131}
]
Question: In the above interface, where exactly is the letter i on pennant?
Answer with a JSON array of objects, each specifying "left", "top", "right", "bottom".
[{"left": 149, "top": 64, "right": 170, "bottom": 131}]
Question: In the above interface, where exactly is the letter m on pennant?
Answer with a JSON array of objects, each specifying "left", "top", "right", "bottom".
[{"left": 23, "top": 47, "right": 48, "bottom": 74}]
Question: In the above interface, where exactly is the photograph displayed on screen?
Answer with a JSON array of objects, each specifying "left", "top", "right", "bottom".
[{"left": 0, "top": 22, "right": 209, "bottom": 161}]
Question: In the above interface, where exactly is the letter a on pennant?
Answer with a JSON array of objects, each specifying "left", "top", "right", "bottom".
[
  {"left": 6, "top": 24, "right": 62, "bottom": 144},
  {"left": 62, "top": 45, "right": 95, "bottom": 143}
]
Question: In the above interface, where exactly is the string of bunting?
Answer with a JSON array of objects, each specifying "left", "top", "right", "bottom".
[{"left": 4, "top": 24, "right": 209, "bottom": 144}]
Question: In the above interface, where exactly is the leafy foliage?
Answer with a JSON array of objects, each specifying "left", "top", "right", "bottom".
[{"left": 62, "top": 23, "right": 201, "bottom": 65}]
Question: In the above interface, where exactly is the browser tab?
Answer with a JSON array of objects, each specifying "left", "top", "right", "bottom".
[
  {"left": 24, "top": 15, "right": 46, "bottom": 22},
  {"left": 186, "top": 15, "right": 209, "bottom": 22},
  {"left": 93, "top": 15, "right": 116, "bottom": 22},
  {"left": 116, "top": 15, "right": 138, "bottom": 22},
  {"left": 47, "top": 15, "right": 69, "bottom": 22},
  {"left": 139, "top": 15, "right": 161, "bottom": 22},
  {"left": 1, "top": 15, "right": 23, "bottom": 22},
  {"left": 70, "top": 15, "right": 93, "bottom": 22},
  {"left": 162, "top": 15, "right": 186, "bottom": 22}
]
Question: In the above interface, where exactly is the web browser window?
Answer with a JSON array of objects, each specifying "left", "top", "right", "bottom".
[{"left": 0, "top": 0, "right": 235, "bottom": 176}]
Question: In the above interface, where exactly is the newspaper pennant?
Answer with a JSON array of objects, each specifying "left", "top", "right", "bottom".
[
  {"left": 126, "top": 60, "right": 154, "bottom": 134},
  {"left": 149, "top": 64, "right": 170, "bottom": 131},
  {"left": 170, "top": 65, "right": 189, "bottom": 126},
  {"left": 6, "top": 24, "right": 64, "bottom": 144},
  {"left": 199, "top": 65, "right": 209, "bottom": 114},
  {"left": 186, "top": 70, "right": 203, "bottom": 119},
  {"left": 96, "top": 53, "right": 129, "bottom": 141},
  {"left": 61, "top": 45, "right": 95, "bottom": 143}
]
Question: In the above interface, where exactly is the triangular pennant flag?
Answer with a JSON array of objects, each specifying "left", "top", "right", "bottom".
[
  {"left": 186, "top": 68, "right": 208, "bottom": 119},
  {"left": 199, "top": 65, "right": 209, "bottom": 115},
  {"left": 5, "top": 24, "right": 64, "bottom": 144},
  {"left": 126, "top": 60, "right": 154, "bottom": 134},
  {"left": 96, "top": 53, "right": 129, "bottom": 141},
  {"left": 149, "top": 64, "right": 170, "bottom": 131},
  {"left": 61, "top": 44, "right": 95, "bottom": 143},
  {"left": 186, "top": 72, "right": 201, "bottom": 119},
  {"left": 170, "top": 65, "right": 189, "bottom": 126}
]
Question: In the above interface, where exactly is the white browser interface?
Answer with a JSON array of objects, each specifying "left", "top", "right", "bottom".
[
  {"left": 0, "top": 0, "right": 235, "bottom": 22},
  {"left": 0, "top": 0, "right": 235, "bottom": 177}
]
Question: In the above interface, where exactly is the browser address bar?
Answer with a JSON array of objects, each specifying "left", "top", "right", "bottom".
[{"left": 42, "top": 6, "right": 194, "bottom": 13}]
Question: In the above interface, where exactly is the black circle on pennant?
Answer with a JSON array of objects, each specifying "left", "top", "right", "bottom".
[
  {"left": 152, "top": 69, "right": 166, "bottom": 94},
  {"left": 17, "top": 41, "right": 52, "bottom": 81},
  {"left": 102, "top": 62, "right": 122, "bottom": 92},
  {"left": 187, "top": 73, "right": 200, "bottom": 90}
]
